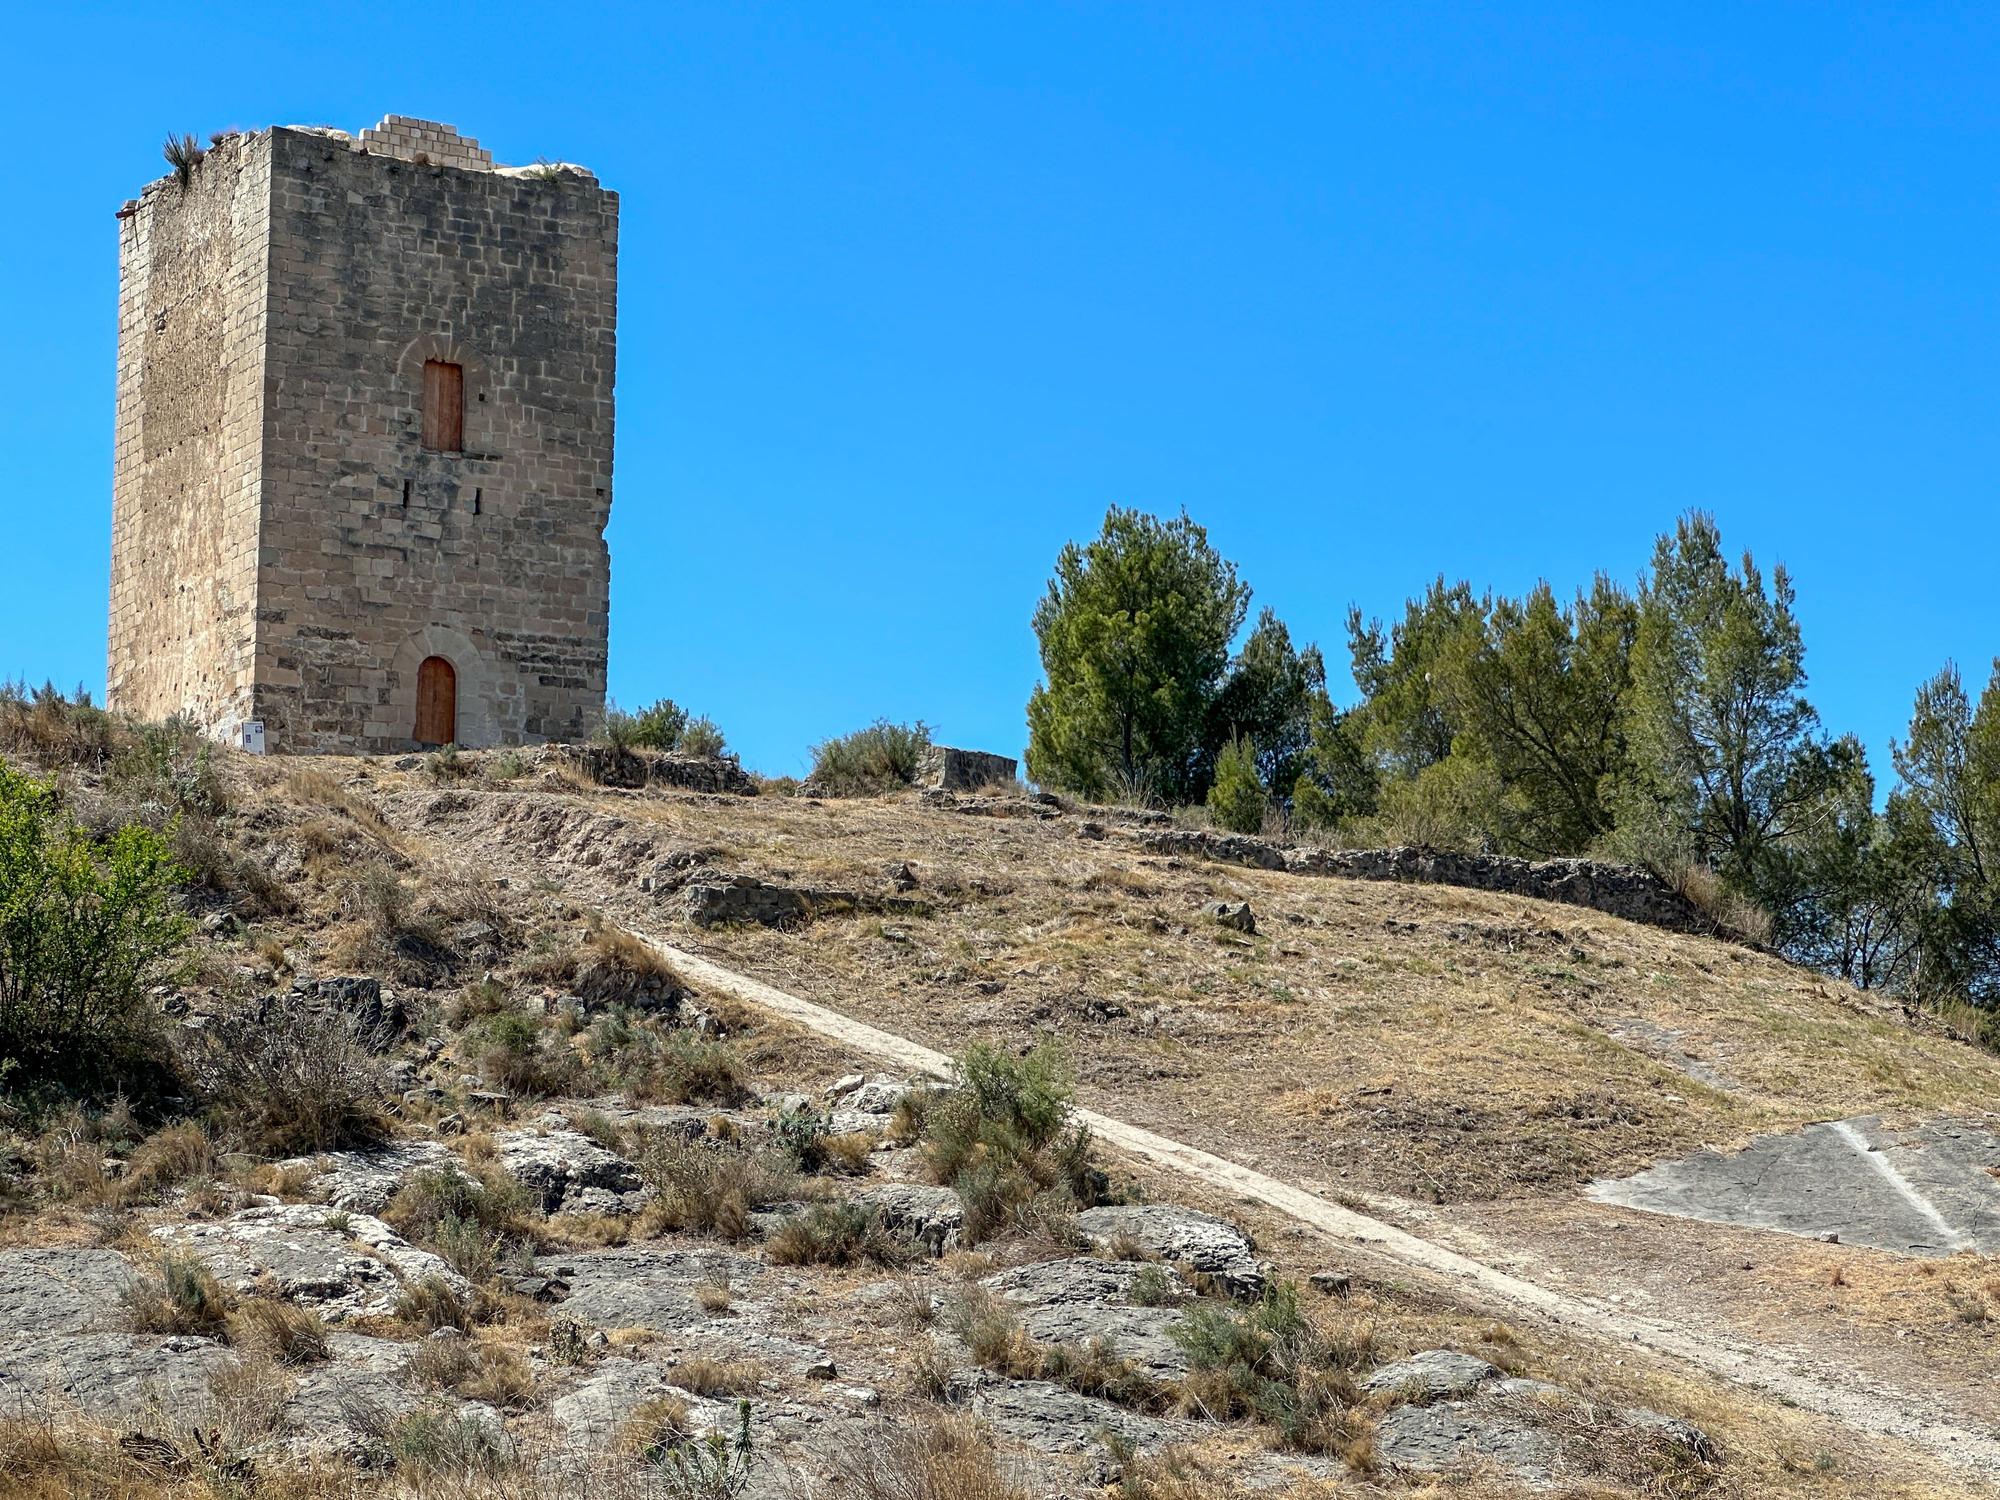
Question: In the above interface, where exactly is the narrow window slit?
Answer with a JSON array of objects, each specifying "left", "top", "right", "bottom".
[
  {"left": 473, "top": 487, "right": 482, "bottom": 515},
  {"left": 401, "top": 479, "right": 411, "bottom": 507}
]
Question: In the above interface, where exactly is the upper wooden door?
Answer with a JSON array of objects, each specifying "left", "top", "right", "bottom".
[{"left": 423, "top": 360, "right": 464, "bottom": 451}]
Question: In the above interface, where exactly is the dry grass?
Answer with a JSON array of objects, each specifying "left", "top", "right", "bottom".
[
  {"left": 666, "top": 1354, "right": 764, "bottom": 1397},
  {"left": 123, "top": 1247, "right": 230, "bottom": 1337},
  {"left": 797, "top": 1416, "right": 1034, "bottom": 1500},
  {"left": 233, "top": 1296, "right": 331, "bottom": 1365}
]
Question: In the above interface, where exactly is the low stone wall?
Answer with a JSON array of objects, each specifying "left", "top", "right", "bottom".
[
  {"left": 550, "top": 745, "right": 756, "bottom": 796},
  {"left": 1140, "top": 830, "right": 1741, "bottom": 943}
]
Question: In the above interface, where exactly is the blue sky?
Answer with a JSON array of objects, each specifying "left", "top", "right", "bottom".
[{"left": 4, "top": 3, "right": 1996, "bottom": 779}]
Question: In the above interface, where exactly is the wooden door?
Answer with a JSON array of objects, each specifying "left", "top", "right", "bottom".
[
  {"left": 422, "top": 360, "right": 464, "bottom": 451},
  {"left": 415, "top": 656, "right": 456, "bottom": 745}
]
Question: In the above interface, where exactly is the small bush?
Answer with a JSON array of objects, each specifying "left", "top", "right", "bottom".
[
  {"left": 681, "top": 717, "right": 728, "bottom": 759},
  {"left": 386, "top": 1167, "right": 536, "bottom": 1283},
  {"left": 1206, "top": 734, "right": 1267, "bottom": 834},
  {"left": 125, "top": 1248, "right": 230, "bottom": 1336},
  {"left": 944, "top": 1286, "right": 1159, "bottom": 1409},
  {"left": 1168, "top": 1281, "right": 1368, "bottom": 1454},
  {"left": 386, "top": 1407, "right": 513, "bottom": 1477},
  {"left": 1666, "top": 861, "right": 1775, "bottom": 944},
  {"left": 648, "top": 1397, "right": 754, "bottom": 1500},
  {"left": 903, "top": 1041, "right": 1099, "bottom": 1244},
  {"left": 525, "top": 918, "right": 688, "bottom": 1011},
  {"left": 600, "top": 698, "right": 730, "bottom": 759},
  {"left": 189, "top": 1003, "right": 386, "bottom": 1156},
  {"left": 766, "top": 1202, "right": 905, "bottom": 1268},
  {"left": 122, "top": 1121, "right": 218, "bottom": 1203},
  {"left": 162, "top": 131, "right": 206, "bottom": 187},
  {"left": 0, "top": 764, "right": 190, "bottom": 1099},
  {"left": 669, "top": 1356, "right": 765, "bottom": 1397},
  {"left": 476, "top": 1007, "right": 582, "bottom": 1098},
  {"left": 1129, "top": 1264, "right": 1181, "bottom": 1308},
  {"left": 587, "top": 1014, "right": 750, "bottom": 1105},
  {"left": 0, "top": 680, "right": 119, "bottom": 770},
  {"left": 808, "top": 720, "right": 933, "bottom": 797}
]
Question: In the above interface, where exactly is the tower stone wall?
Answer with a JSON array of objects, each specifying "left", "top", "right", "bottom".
[{"left": 108, "top": 117, "right": 617, "bottom": 752}]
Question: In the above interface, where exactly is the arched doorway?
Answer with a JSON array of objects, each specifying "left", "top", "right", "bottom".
[{"left": 414, "top": 656, "right": 457, "bottom": 745}]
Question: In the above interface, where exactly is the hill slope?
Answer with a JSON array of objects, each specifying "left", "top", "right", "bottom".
[{"left": 5, "top": 728, "right": 1999, "bottom": 1498}]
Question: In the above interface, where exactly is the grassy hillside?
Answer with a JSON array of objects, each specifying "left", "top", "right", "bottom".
[{"left": 4, "top": 708, "right": 1996, "bottom": 1499}]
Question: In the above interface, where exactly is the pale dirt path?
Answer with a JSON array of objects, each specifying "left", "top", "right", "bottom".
[{"left": 639, "top": 931, "right": 2000, "bottom": 1487}]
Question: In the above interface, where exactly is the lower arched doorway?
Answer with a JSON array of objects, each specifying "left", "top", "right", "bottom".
[{"left": 414, "top": 656, "right": 457, "bottom": 745}]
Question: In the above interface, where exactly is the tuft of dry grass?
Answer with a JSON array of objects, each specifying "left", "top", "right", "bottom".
[
  {"left": 667, "top": 1355, "right": 763, "bottom": 1398},
  {"left": 123, "top": 1248, "right": 230, "bottom": 1337},
  {"left": 232, "top": 1297, "right": 330, "bottom": 1365},
  {"left": 798, "top": 1416, "right": 1033, "bottom": 1500}
]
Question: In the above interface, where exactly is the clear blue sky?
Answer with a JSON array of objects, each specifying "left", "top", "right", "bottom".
[{"left": 4, "top": 3, "right": 1996, "bottom": 779}]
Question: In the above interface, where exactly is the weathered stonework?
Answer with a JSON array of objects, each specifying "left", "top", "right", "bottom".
[{"left": 108, "top": 118, "right": 617, "bottom": 752}]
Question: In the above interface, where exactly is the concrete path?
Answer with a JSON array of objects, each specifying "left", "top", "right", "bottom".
[{"left": 640, "top": 933, "right": 2000, "bottom": 1484}]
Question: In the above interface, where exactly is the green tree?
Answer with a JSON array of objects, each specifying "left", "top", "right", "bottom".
[
  {"left": 1026, "top": 508, "right": 1250, "bottom": 803},
  {"left": 1889, "top": 660, "right": 2000, "bottom": 1006},
  {"left": 1437, "top": 577, "right": 1639, "bottom": 855},
  {"left": 1207, "top": 734, "right": 1268, "bottom": 834},
  {"left": 1345, "top": 578, "right": 1487, "bottom": 780},
  {"left": 1290, "top": 696, "right": 1377, "bottom": 834},
  {"left": 1622, "top": 512, "right": 1829, "bottom": 890},
  {"left": 0, "top": 764, "right": 190, "bottom": 1096},
  {"left": 1204, "top": 609, "right": 1325, "bottom": 798}
]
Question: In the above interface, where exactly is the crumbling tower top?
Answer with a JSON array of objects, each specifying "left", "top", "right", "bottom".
[{"left": 354, "top": 115, "right": 496, "bottom": 172}]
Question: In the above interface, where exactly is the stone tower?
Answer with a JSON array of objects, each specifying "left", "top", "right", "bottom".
[{"left": 107, "top": 116, "right": 617, "bottom": 752}]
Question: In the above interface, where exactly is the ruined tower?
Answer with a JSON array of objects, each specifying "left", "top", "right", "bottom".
[{"left": 107, "top": 116, "right": 617, "bottom": 752}]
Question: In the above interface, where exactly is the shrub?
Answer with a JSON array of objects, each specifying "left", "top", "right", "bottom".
[
  {"left": 394, "top": 1274, "right": 476, "bottom": 1334},
  {"left": 766, "top": 1202, "right": 905, "bottom": 1268},
  {"left": 189, "top": 1003, "right": 386, "bottom": 1155},
  {"left": 1168, "top": 1281, "right": 1368, "bottom": 1454},
  {"left": 0, "top": 764, "right": 190, "bottom": 1098},
  {"left": 404, "top": 1331, "right": 531, "bottom": 1403},
  {"left": 385, "top": 1407, "right": 513, "bottom": 1477},
  {"left": 1290, "top": 775, "right": 1343, "bottom": 836},
  {"left": 808, "top": 720, "right": 934, "bottom": 797},
  {"left": 600, "top": 698, "right": 730, "bottom": 759},
  {"left": 1206, "top": 734, "right": 1266, "bottom": 834},
  {"left": 386, "top": 1167, "right": 536, "bottom": 1283},
  {"left": 121, "top": 1121, "right": 218, "bottom": 1204},
  {"left": 162, "top": 131, "right": 206, "bottom": 187},
  {"left": 902, "top": 1041, "right": 1099, "bottom": 1243},
  {"left": 681, "top": 717, "right": 728, "bottom": 759},
  {"left": 524, "top": 918, "right": 688, "bottom": 1011},
  {"left": 476, "top": 1007, "right": 582, "bottom": 1098},
  {"left": 669, "top": 1356, "right": 765, "bottom": 1397},
  {"left": 587, "top": 1014, "right": 750, "bottom": 1105},
  {"left": 943, "top": 1286, "right": 1159, "bottom": 1408},
  {"left": 649, "top": 1397, "right": 753, "bottom": 1500},
  {"left": 0, "top": 680, "right": 119, "bottom": 770}
]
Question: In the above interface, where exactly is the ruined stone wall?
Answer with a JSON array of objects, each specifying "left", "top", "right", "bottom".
[
  {"left": 250, "top": 125, "right": 617, "bottom": 752},
  {"left": 107, "top": 133, "right": 271, "bottom": 733},
  {"left": 1140, "top": 829, "right": 1750, "bottom": 943}
]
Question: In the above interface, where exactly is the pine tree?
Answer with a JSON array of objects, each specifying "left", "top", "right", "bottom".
[
  {"left": 1026, "top": 508, "right": 1249, "bottom": 804},
  {"left": 1207, "top": 734, "right": 1267, "bottom": 834}
]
